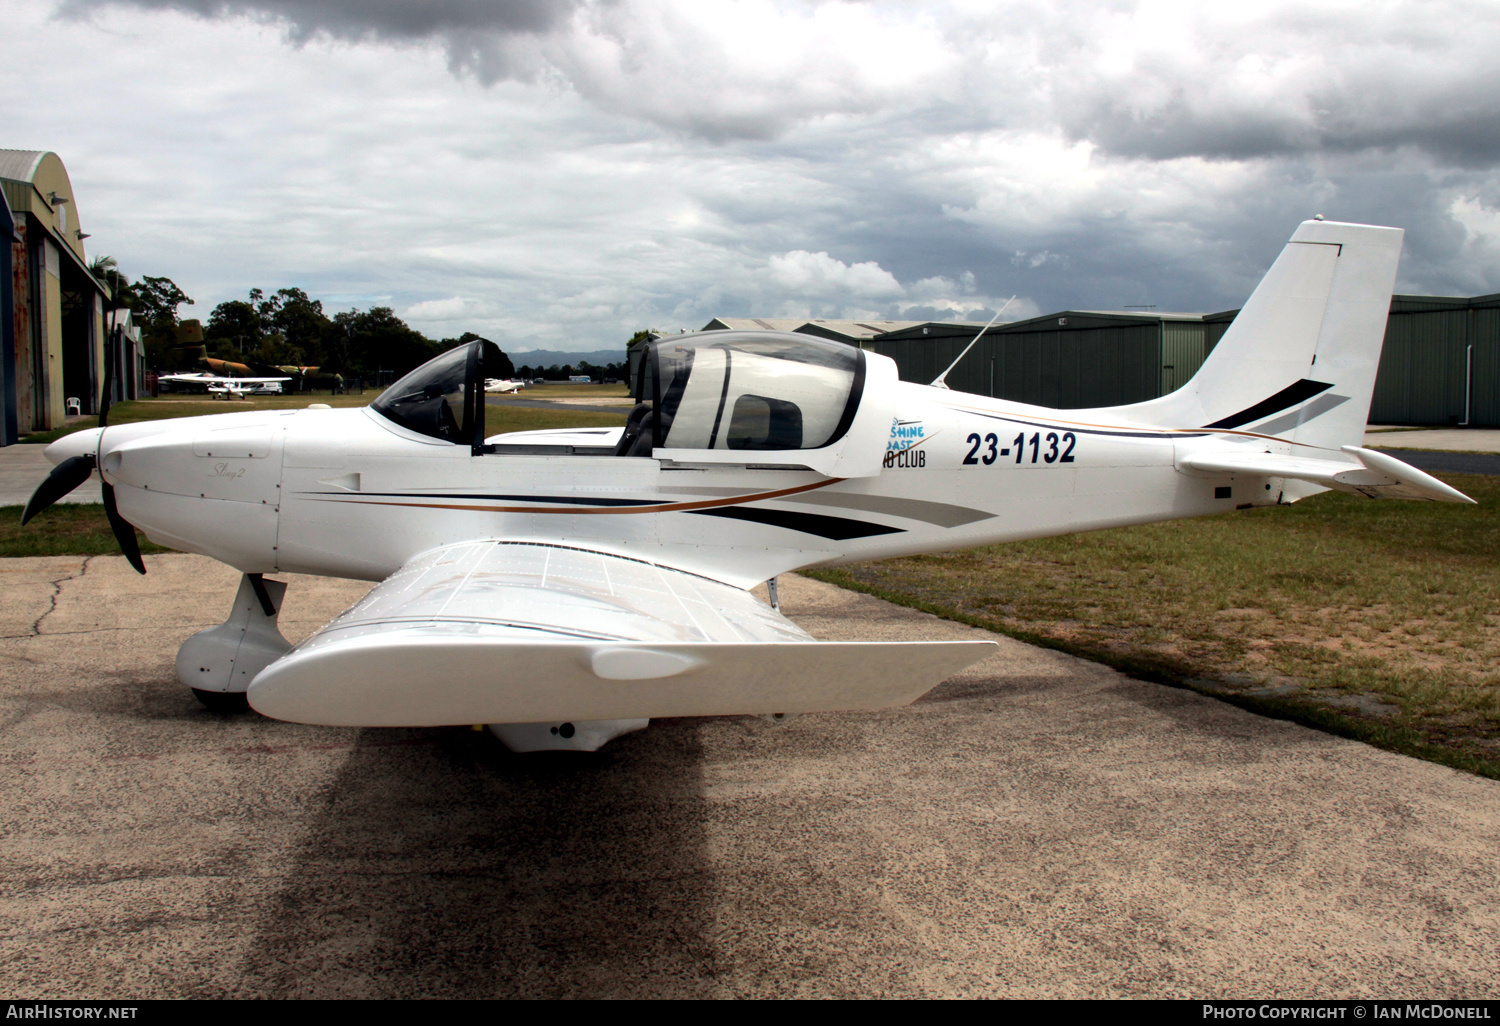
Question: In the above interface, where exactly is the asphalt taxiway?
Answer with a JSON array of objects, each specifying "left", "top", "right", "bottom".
[{"left": 1, "top": 556, "right": 1497, "bottom": 998}]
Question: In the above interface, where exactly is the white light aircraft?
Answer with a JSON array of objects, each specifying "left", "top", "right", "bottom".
[
  {"left": 25, "top": 220, "right": 1473, "bottom": 751},
  {"left": 159, "top": 372, "right": 291, "bottom": 399},
  {"left": 484, "top": 378, "right": 523, "bottom": 394}
]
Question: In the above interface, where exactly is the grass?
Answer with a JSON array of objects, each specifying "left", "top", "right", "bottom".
[
  {"left": 808, "top": 471, "right": 1500, "bottom": 779},
  {"left": 0, "top": 504, "right": 171, "bottom": 559},
  {"left": 503, "top": 382, "right": 630, "bottom": 399},
  {"left": 20, "top": 394, "right": 374, "bottom": 444},
  {"left": 484, "top": 406, "right": 628, "bottom": 433},
  {"left": 21, "top": 393, "right": 630, "bottom": 446}
]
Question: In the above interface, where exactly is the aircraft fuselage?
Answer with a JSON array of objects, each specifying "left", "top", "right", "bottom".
[{"left": 62, "top": 380, "right": 1268, "bottom": 592}]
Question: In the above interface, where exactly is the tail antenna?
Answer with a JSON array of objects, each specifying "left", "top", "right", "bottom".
[{"left": 930, "top": 296, "right": 1016, "bottom": 389}]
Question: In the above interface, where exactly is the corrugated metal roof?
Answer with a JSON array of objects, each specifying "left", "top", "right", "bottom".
[
  {"left": 1389, "top": 295, "right": 1471, "bottom": 314},
  {"left": 1072, "top": 310, "right": 1206, "bottom": 321},
  {"left": 701, "top": 317, "right": 808, "bottom": 332},
  {"left": 796, "top": 319, "right": 925, "bottom": 339},
  {"left": 701, "top": 318, "right": 927, "bottom": 341},
  {"left": 0, "top": 149, "right": 48, "bottom": 185}
]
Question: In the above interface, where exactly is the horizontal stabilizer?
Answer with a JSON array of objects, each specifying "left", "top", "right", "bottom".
[
  {"left": 1183, "top": 445, "right": 1474, "bottom": 503},
  {"left": 248, "top": 634, "right": 996, "bottom": 726}
]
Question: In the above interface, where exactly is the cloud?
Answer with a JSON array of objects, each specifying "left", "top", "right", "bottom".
[
  {"left": 58, "top": 0, "right": 573, "bottom": 39},
  {"left": 59, "top": 0, "right": 952, "bottom": 141},
  {"left": 17, "top": 1, "right": 1500, "bottom": 358},
  {"left": 1032, "top": 1, "right": 1500, "bottom": 166},
  {"left": 760, "top": 252, "right": 1016, "bottom": 322},
  {"left": 53, "top": 0, "right": 1500, "bottom": 165},
  {"left": 768, "top": 251, "right": 902, "bottom": 300},
  {"left": 403, "top": 296, "right": 470, "bottom": 322}
]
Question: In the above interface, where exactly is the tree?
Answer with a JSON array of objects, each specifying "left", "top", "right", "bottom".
[
  {"left": 261, "top": 288, "right": 331, "bottom": 366},
  {"left": 204, "top": 287, "right": 337, "bottom": 371},
  {"left": 438, "top": 332, "right": 515, "bottom": 378},
  {"left": 331, "top": 307, "right": 436, "bottom": 382},
  {"left": 206, "top": 299, "right": 263, "bottom": 353},
  {"left": 135, "top": 276, "right": 194, "bottom": 327},
  {"left": 88, "top": 255, "right": 126, "bottom": 306},
  {"left": 126, "top": 275, "right": 194, "bottom": 371}
]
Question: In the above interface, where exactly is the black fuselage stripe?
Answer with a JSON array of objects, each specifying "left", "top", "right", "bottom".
[
  {"left": 1204, "top": 379, "right": 1334, "bottom": 429},
  {"left": 689, "top": 507, "right": 904, "bottom": 540}
]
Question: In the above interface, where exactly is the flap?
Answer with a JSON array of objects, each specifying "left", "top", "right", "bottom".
[{"left": 248, "top": 541, "right": 996, "bottom": 726}]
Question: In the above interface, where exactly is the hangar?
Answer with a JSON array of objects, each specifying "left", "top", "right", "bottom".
[
  {"left": 1369, "top": 294, "right": 1500, "bottom": 427},
  {"left": 1, "top": 149, "right": 109, "bottom": 444}
]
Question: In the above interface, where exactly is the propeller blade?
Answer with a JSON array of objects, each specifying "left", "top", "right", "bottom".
[
  {"left": 99, "top": 325, "right": 116, "bottom": 428},
  {"left": 20, "top": 455, "right": 97, "bottom": 525},
  {"left": 102, "top": 482, "right": 146, "bottom": 575}
]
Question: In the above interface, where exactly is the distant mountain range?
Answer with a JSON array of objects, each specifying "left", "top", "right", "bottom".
[{"left": 507, "top": 349, "right": 625, "bottom": 369}]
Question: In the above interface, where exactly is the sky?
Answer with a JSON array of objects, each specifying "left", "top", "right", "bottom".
[{"left": 8, "top": 0, "right": 1500, "bottom": 354}]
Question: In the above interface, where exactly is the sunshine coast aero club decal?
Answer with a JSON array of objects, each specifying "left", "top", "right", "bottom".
[{"left": 884, "top": 417, "right": 930, "bottom": 468}]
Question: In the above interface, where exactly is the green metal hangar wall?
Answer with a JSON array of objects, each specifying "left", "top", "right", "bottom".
[
  {"left": 1369, "top": 294, "right": 1500, "bottom": 427},
  {"left": 1, "top": 149, "right": 109, "bottom": 445},
  {"left": 867, "top": 310, "right": 1237, "bottom": 408}
]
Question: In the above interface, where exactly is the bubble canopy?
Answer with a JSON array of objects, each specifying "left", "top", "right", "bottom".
[
  {"left": 370, "top": 339, "right": 504, "bottom": 448},
  {"left": 370, "top": 332, "right": 868, "bottom": 459},
  {"left": 640, "top": 332, "right": 865, "bottom": 452}
]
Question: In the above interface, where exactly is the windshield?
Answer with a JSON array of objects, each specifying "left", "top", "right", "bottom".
[
  {"left": 371, "top": 340, "right": 499, "bottom": 447},
  {"left": 650, "top": 333, "right": 863, "bottom": 451}
]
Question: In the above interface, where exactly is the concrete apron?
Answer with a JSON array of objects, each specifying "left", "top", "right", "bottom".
[
  {"left": 1, "top": 554, "right": 1497, "bottom": 998},
  {"left": 0, "top": 445, "right": 103, "bottom": 506}
]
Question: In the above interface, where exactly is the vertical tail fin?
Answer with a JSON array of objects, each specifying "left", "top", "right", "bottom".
[{"left": 1114, "top": 220, "right": 1404, "bottom": 449}]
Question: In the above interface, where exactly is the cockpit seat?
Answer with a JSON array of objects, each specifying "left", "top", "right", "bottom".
[{"left": 614, "top": 402, "right": 655, "bottom": 457}]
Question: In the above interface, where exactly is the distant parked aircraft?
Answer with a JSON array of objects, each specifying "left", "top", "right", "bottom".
[{"left": 158, "top": 372, "right": 290, "bottom": 399}]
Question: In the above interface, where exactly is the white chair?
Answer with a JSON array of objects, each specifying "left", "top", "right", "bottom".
[{"left": 65, "top": 397, "right": 81, "bottom": 417}]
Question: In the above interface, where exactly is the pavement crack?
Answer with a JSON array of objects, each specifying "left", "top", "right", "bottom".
[
  {"left": 1, "top": 625, "right": 211, "bottom": 640},
  {"left": 29, "top": 555, "right": 95, "bottom": 637}
]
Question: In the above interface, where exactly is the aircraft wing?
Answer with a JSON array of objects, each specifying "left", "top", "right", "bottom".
[
  {"left": 1183, "top": 445, "right": 1474, "bottom": 502},
  {"left": 248, "top": 541, "right": 996, "bottom": 726}
]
